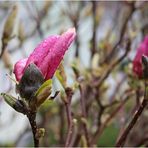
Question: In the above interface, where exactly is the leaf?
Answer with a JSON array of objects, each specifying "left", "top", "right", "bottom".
[
  {"left": 33, "top": 79, "right": 52, "bottom": 108},
  {"left": 35, "top": 79, "right": 52, "bottom": 97}
]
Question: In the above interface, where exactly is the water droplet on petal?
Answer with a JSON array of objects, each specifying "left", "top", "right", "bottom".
[{"left": 43, "top": 42, "right": 47, "bottom": 48}]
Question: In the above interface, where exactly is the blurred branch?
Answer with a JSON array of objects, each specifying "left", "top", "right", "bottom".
[
  {"left": 66, "top": 2, "right": 81, "bottom": 57},
  {"left": 24, "top": 1, "right": 52, "bottom": 39},
  {"left": 59, "top": 104, "right": 65, "bottom": 145},
  {"left": 91, "top": 89, "right": 134, "bottom": 145},
  {"left": 93, "top": 39, "right": 131, "bottom": 88},
  {"left": 109, "top": 75, "right": 127, "bottom": 102},
  {"left": 103, "top": 2, "right": 135, "bottom": 64},
  {"left": 79, "top": 84, "right": 90, "bottom": 146},
  {"left": 64, "top": 87, "right": 74, "bottom": 147},
  {"left": 116, "top": 81, "right": 148, "bottom": 147},
  {"left": 90, "top": 1, "right": 97, "bottom": 58},
  {"left": 94, "top": 88, "right": 104, "bottom": 129}
]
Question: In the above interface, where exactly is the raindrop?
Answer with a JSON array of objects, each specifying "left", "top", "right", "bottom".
[{"left": 43, "top": 42, "right": 47, "bottom": 48}]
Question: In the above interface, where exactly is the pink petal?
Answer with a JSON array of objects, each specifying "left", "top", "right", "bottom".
[
  {"left": 13, "top": 58, "right": 28, "bottom": 81},
  {"left": 25, "top": 35, "right": 60, "bottom": 71},
  {"left": 41, "top": 28, "right": 76, "bottom": 79}
]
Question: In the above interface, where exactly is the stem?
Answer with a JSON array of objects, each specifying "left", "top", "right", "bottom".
[
  {"left": 59, "top": 104, "right": 65, "bottom": 145},
  {"left": 79, "top": 85, "right": 90, "bottom": 146},
  {"left": 65, "top": 88, "right": 74, "bottom": 147},
  {"left": 27, "top": 111, "right": 39, "bottom": 147},
  {"left": 116, "top": 82, "right": 148, "bottom": 147},
  {"left": 65, "top": 102, "right": 73, "bottom": 147},
  {"left": 91, "top": 1, "right": 97, "bottom": 58}
]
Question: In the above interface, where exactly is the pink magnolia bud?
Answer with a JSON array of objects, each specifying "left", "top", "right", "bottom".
[
  {"left": 14, "top": 28, "right": 76, "bottom": 81},
  {"left": 133, "top": 36, "right": 148, "bottom": 78}
]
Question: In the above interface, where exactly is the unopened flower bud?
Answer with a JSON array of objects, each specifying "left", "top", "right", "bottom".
[
  {"left": 14, "top": 28, "right": 76, "bottom": 81},
  {"left": 133, "top": 36, "right": 148, "bottom": 78},
  {"left": 36, "top": 128, "right": 45, "bottom": 139},
  {"left": 1, "top": 93, "right": 27, "bottom": 114}
]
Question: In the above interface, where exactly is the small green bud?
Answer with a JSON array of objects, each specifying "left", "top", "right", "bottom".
[
  {"left": 36, "top": 128, "right": 45, "bottom": 139},
  {"left": 1, "top": 93, "right": 27, "bottom": 114}
]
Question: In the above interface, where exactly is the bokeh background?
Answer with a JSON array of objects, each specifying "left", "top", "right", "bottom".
[{"left": 0, "top": 1, "right": 148, "bottom": 147}]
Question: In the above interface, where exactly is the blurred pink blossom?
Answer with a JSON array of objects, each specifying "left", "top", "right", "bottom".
[
  {"left": 133, "top": 36, "right": 148, "bottom": 78},
  {"left": 14, "top": 28, "right": 76, "bottom": 81}
]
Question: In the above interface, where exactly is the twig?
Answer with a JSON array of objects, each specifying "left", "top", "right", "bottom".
[
  {"left": 91, "top": 1, "right": 97, "bottom": 58},
  {"left": 65, "top": 88, "right": 74, "bottom": 147},
  {"left": 93, "top": 39, "right": 131, "bottom": 88},
  {"left": 115, "top": 82, "right": 148, "bottom": 147},
  {"left": 109, "top": 75, "right": 127, "bottom": 102},
  {"left": 66, "top": 2, "right": 81, "bottom": 57},
  {"left": 94, "top": 88, "right": 104, "bottom": 128},
  {"left": 90, "top": 90, "right": 134, "bottom": 145},
  {"left": 59, "top": 104, "right": 65, "bottom": 145},
  {"left": 103, "top": 2, "right": 135, "bottom": 64},
  {"left": 79, "top": 85, "right": 90, "bottom": 146},
  {"left": 24, "top": 2, "right": 43, "bottom": 39}
]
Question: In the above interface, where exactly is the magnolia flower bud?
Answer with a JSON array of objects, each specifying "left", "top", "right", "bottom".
[
  {"left": 133, "top": 36, "right": 148, "bottom": 78},
  {"left": 10, "top": 28, "right": 76, "bottom": 111}
]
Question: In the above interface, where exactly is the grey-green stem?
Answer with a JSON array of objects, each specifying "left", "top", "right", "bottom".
[{"left": 27, "top": 111, "right": 39, "bottom": 147}]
